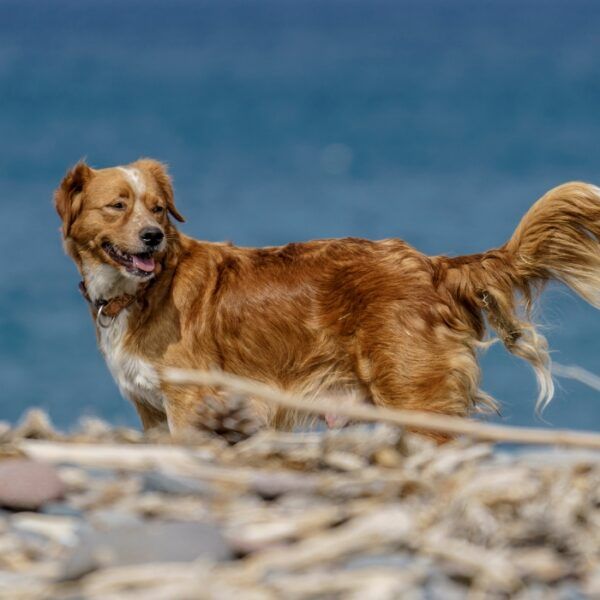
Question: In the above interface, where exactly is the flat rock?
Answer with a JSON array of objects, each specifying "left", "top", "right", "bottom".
[
  {"left": 141, "top": 471, "right": 215, "bottom": 496},
  {"left": 425, "top": 573, "right": 470, "bottom": 600},
  {"left": 0, "top": 459, "right": 65, "bottom": 511},
  {"left": 90, "top": 509, "right": 142, "bottom": 529},
  {"left": 41, "top": 502, "right": 84, "bottom": 518},
  {"left": 61, "top": 521, "right": 232, "bottom": 580}
]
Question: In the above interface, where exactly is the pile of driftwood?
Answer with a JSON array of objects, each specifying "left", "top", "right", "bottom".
[{"left": 0, "top": 371, "right": 600, "bottom": 599}]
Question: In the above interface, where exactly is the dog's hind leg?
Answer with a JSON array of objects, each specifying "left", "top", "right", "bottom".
[{"left": 365, "top": 329, "right": 488, "bottom": 441}]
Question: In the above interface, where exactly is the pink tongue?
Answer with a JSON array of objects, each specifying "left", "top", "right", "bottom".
[{"left": 132, "top": 255, "right": 156, "bottom": 272}]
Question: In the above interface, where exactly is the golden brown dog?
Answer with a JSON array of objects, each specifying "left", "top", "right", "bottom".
[{"left": 54, "top": 159, "right": 600, "bottom": 437}]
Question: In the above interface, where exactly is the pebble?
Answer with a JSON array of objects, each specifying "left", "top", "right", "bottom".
[
  {"left": 41, "top": 503, "right": 84, "bottom": 518},
  {"left": 61, "top": 521, "right": 232, "bottom": 580},
  {"left": 0, "top": 459, "right": 65, "bottom": 511},
  {"left": 89, "top": 509, "right": 142, "bottom": 529},
  {"left": 425, "top": 573, "right": 472, "bottom": 600},
  {"left": 141, "top": 471, "right": 215, "bottom": 496}
]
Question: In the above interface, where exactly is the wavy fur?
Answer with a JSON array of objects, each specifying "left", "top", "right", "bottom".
[{"left": 434, "top": 182, "right": 600, "bottom": 412}]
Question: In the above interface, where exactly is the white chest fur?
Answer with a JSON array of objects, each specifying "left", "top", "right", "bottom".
[
  {"left": 98, "top": 310, "right": 164, "bottom": 412},
  {"left": 82, "top": 261, "right": 164, "bottom": 413}
]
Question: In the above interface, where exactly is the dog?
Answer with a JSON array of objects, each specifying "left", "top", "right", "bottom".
[{"left": 54, "top": 159, "right": 600, "bottom": 438}]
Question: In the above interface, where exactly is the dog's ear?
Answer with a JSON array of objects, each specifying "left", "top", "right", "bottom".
[
  {"left": 54, "top": 161, "right": 93, "bottom": 237},
  {"left": 136, "top": 158, "right": 185, "bottom": 223}
]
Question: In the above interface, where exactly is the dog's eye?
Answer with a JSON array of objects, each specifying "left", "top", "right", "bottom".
[
  {"left": 109, "top": 202, "right": 125, "bottom": 210},
  {"left": 152, "top": 206, "right": 164, "bottom": 214}
]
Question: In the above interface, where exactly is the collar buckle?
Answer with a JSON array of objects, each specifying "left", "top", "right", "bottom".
[{"left": 96, "top": 304, "right": 114, "bottom": 328}]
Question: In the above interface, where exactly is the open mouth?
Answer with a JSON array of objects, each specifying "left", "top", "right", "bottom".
[{"left": 102, "top": 242, "right": 156, "bottom": 277}]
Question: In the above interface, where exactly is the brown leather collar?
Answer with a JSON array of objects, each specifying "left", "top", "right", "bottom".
[{"left": 79, "top": 280, "right": 145, "bottom": 322}]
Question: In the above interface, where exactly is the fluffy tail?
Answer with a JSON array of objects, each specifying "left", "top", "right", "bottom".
[{"left": 435, "top": 182, "right": 600, "bottom": 411}]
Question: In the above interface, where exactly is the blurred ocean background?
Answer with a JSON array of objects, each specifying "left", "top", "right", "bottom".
[{"left": 1, "top": 0, "right": 600, "bottom": 429}]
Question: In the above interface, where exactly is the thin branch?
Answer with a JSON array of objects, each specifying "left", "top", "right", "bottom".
[
  {"left": 164, "top": 368, "right": 600, "bottom": 449},
  {"left": 553, "top": 362, "right": 600, "bottom": 393}
]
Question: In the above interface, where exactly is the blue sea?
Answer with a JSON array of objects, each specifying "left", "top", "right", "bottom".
[{"left": 1, "top": 0, "right": 600, "bottom": 430}]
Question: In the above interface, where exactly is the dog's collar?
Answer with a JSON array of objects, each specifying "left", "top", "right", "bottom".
[{"left": 79, "top": 280, "right": 142, "bottom": 324}]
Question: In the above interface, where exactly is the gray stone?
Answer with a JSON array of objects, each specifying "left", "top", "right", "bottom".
[
  {"left": 61, "top": 521, "right": 232, "bottom": 580},
  {"left": 424, "top": 573, "right": 470, "bottom": 600},
  {"left": 61, "top": 534, "right": 100, "bottom": 581},
  {"left": 41, "top": 502, "right": 84, "bottom": 518},
  {"left": 0, "top": 459, "right": 65, "bottom": 511},
  {"left": 90, "top": 509, "right": 142, "bottom": 528},
  {"left": 81, "top": 467, "right": 118, "bottom": 480},
  {"left": 556, "top": 582, "right": 587, "bottom": 600},
  {"left": 141, "top": 471, "right": 215, "bottom": 496}
]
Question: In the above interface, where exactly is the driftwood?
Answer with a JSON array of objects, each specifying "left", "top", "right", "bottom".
[
  {"left": 3, "top": 404, "right": 600, "bottom": 599},
  {"left": 553, "top": 361, "right": 600, "bottom": 392},
  {"left": 165, "top": 367, "right": 600, "bottom": 449}
]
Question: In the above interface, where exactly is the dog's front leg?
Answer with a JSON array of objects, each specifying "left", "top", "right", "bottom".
[
  {"left": 132, "top": 397, "right": 168, "bottom": 433},
  {"left": 162, "top": 386, "right": 211, "bottom": 436}
]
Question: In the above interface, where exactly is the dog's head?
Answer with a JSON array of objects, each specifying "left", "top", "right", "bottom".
[{"left": 54, "top": 159, "right": 184, "bottom": 285}]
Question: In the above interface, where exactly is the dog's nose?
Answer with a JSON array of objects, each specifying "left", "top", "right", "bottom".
[{"left": 139, "top": 227, "right": 164, "bottom": 247}]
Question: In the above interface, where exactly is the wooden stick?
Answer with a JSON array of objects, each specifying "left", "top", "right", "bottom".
[
  {"left": 553, "top": 362, "right": 600, "bottom": 393},
  {"left": 164, "top": 368, "right": 600, "bottom": 449},
  {"left": 20, "top": 441, "right": 210, "bottom": 474}
]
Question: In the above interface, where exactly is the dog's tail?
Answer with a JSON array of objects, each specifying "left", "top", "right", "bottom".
[{"left": 434, "top": 182, "right": 600, "bottom": 411}]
